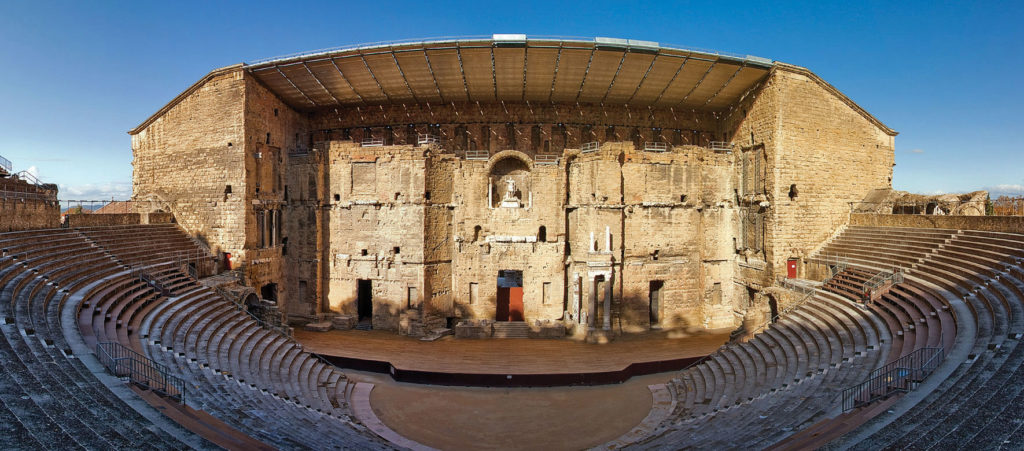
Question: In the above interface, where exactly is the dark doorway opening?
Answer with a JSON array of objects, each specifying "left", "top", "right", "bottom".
[
  {"left": 769, "top": 296, "right": 779, "bottom": 323},
  {"left": 357, "top": 279, "right": 373, "bottom": 321},
  {"left": 593, "top": 275, "right": 607, "bottom": 327},
  {"left": 260, "top": 283, "right": 278, "bottom": 303},
  {"left": 496, "top": 270, "right": 524, "bottom": 321},
  {"left": 649, "top": 280, "right": 664, "bottom": 326}
]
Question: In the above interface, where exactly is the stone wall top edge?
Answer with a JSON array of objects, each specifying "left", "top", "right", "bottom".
[{"left": 130, "top": 64, "right": 246, "bottom": 136}]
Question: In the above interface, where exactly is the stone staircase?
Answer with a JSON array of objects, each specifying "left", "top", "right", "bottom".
[{"left": 492, "top": 321, "right": 529, "bottom": 338}]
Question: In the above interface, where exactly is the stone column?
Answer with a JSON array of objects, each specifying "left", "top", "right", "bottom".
[{"left": 603, "top": 275, "right": 612, "bottom": 330}]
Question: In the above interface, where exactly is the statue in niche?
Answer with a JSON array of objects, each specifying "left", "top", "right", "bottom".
[{"left": 500, "top": 177, "right": 521, "bottom": 208}]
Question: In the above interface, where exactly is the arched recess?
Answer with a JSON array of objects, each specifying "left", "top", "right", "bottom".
[
  {"left": 487, "top": 151, "right": 533, "bottom": 208},
  {"left": 136, "top": 192, "right": 174, "bottom": 216}
]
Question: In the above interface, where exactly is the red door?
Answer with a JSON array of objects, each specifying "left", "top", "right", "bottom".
[
  {"left": 496, "top": 287, "right": 510, "bottom": 321},
  {"left": 508, "top": 287, "right": 524, "bottom": 321},
  {"left": 787, "top": 259, "right": 798, "bottom": 279}
]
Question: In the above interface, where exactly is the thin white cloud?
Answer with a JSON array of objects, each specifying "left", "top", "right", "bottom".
[
  {"left": 57, "top": 182, "right": 132, "bottom": 201},
  {"left": 909, "top": 148, "right": 925, "bottom": 154},
  {"left": 985, "top": 184, "right": 1024, "bottom": 197}
]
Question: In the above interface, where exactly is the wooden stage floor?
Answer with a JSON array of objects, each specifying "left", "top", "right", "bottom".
[{"left": 294, "top": 329, "right": 729, "bottom": 377}]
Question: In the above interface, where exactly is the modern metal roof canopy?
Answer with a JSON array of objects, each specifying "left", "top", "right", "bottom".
[{"left": 245, "top": 35, "right": 775, "bottom": 112}]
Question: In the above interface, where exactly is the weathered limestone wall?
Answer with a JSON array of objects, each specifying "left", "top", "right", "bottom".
[
  {"left": 318, "top": 141, "right": 433, "bottom": 331},
  {"left": 452, "top": 149, "right": 566, "bottom": 325},
  {"left": 147, "top": 212, "right": 175, "bottom": 224},
  {"left": 67, "top": 213, "right": 140, "bottom": 227},
  {"left": 0, "top": 198, "right": 59, "bottom": 232},
  {"left": 131, "top": 67, "right": 248, "bottom": 259},
  {"left": 241, "top": 74, "right": 309, "bottom": 305},
  {"left": 283, "top": 150, "right": 325, "bottom": 318},
  {"left": 0, "top": 177, "right": 59, "bottom": 231},
  {"left": 725, "top": 68, "right": 895, "bottom": 282},
  {"left": 850, "top": 213, "right": 1024, "bottom": 233},
  {"left": 769, "top": 69, "right": 894, "bottom": 278},
  {"left": 131, "top": 61, "right": 897, "bottom": 337}
]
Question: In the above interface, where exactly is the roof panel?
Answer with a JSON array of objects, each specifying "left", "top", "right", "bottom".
[
  {"left": 550, "top": 47, "right": 594, "bottom": 102},
  {"left": 242, "top": 39, "right": 778, "bottom": 111},
  {"left": 425, "top": 48, "right": 468, "bottom": 102},
  {"left": 705, "top": 66, "right": 769, "bottom": 109},
  {"left": 523, "top": 47, "right": 558, "bottom": 100},
  {"left": 305, "top": 59, "right": 361, "bottom": 105},
  {"left": 362, "top": 53, "right": 413, "bottom": 102},
  {"left": 459, "top": 47, "right": 495, "bottom": 101},
  {"left": 653, "top": 59, "right": 713, "bottom": 107},
  {"left": 578, "top": 49, "right": 626, "bottom": 101},
  {"left": 251, "top": 68, "right": 312, "bottom": 108},
  {"left": 334, "top": 56, "right": 387, "bottom": 103},
  {"left": 278, "top": 64, "right": 330, "bottom": 106},
  {"left": 628, "top": 55, "right": 685, "bottom": 104},
  {"left": 602, "top": 52, "right": 656, "bottom": 104},
  {"left": 680, "top": 63, "right": 738, "bottom": 107},
  {"left": 493, "top": 47, "right": 525, "bottom": 100},
  {"left": 393, "top": 51, "right": 442, "bottom": 103}
]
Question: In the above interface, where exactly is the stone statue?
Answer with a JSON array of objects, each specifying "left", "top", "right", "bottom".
[
  {"left": 499, "top": 178, "right": 521, "bottom": 208},
  {"left": 503, "top": 178, "right": 517, "bottom": 201}
]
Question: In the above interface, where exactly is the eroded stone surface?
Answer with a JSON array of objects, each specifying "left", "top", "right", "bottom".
[{"left": 130, "top": 60, "right": 895, "bottom": 337}]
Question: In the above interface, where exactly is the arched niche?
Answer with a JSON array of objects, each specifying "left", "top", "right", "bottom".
[{"left": 487, "top": 151, "right": 532, "bottom": 208}]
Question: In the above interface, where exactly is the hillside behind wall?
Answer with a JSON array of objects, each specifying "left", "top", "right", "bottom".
[{"left": 0, "top": 177, "right": 59, "bottom": 231}]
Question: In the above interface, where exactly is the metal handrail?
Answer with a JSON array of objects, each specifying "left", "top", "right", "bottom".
[
  {"left": 581, "top": 142, "right": 600, "bottom": 153},
  {"left": 96, "top": 341, "right": 185, "bottom": 403},
  {"left": 867, "top": 346, "right": 944, "bottom": 381},
  {"left": 417, "top": 133, "right": 440, "bottom": 145},
  {"left": 710, "top": 141, "right": 733, "bottom": 152},
  {"left": 842, "top": 346, "right": 944, "bottom": 412},
  {"left": 360, "top": 137, "right": 384, "bottom": 147},
  {"left": 14, "top": 170, "right": 44, "bottom": 186},
  {"left": 0, "top": 189, "right": 57, "bottom": 201},
  {"left": 464, "top": 149, "right": 490, "bottom": 160},
  {"left": 0, "top": 154, "right": 10, "bottom": 172},
  {"left": 643, "top": 142, "right": 668, "bottom": 152},
  {"left": 535, "top": 154, "right": 560, "bottom": 165}
]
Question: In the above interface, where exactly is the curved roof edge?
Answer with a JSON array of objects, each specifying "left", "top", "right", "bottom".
[
  {"left": 129, "top": 37, "right": 894, "bottom": 138},
  {"left": 244, "top": 35, "right": 775, "bottom": 69}
]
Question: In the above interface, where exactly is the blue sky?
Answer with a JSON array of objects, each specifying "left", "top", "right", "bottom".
[{"left": 0, "top": 0, "right": 1021, "bottom": 200}]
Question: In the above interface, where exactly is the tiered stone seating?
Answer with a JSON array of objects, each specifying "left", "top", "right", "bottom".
[
  {"left": 76, "top": 224, "right": 215, "bottom": 276},
  {"left": 139, "top": 285, "right": 386, "bottom": 449},
  {"left": 634, "top": 289, "right": 890, "bottom": 448},
  {"left": 0, "top": 229, "right": 195, "bottom": 448},
  {"left": 803, "top": 225, "right": 1024, "bottom": 449},
  {"left": 1, "top": 225, "right": 389, "bottom": 449}
]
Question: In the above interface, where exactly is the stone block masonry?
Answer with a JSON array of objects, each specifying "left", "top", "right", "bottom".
[
  {"left": 130, "top": 57, "right": 895, "bottom": 337},
  {"left": 0, "top": 176, "right": 58, "bottom": 231}
]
